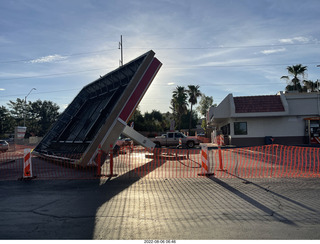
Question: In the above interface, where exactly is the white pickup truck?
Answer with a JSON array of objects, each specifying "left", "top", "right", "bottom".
[{"left": 151, "top": 132, "right": 199, "bottom": 148}]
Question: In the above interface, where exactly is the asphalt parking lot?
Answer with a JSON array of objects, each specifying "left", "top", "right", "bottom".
[{"left": 1, "top": 176, "right": 320, "bottom": 240}]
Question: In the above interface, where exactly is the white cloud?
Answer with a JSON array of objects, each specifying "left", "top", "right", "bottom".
[
  {"left": 167, "top": 82, "right": 175, "bottom": 86},
  {"left": 29, "top": 54, "right": 67, "bottom": 63},
  {"left": 279, "top": 36, "right": 310, "bottom": 44},
  {"left": 260, "top": 48, "right": 286, "bottom": 55},
  {"left": 198, "top": 58, "right": 256, "bottom": 67},
  {"left": 0, "top": 88, "right": 5, "bottom": 91}
]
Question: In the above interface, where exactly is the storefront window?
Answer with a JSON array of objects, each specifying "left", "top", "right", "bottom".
[
  {"left": 221, "top": 124, "right": 230, "bottom": 135},
  {"left": 234, "top": 122, "right": 247, "bottom": 135}
]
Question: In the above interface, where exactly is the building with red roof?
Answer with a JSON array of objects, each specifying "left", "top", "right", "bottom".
[{"left": 208, "top": 91, "right": 320, "bottom": 146}]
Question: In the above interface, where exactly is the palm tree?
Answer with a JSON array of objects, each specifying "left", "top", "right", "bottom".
[
  {"left": 187, "top": 85, "right": 201, "bottom": 134},
  {"left": 281, "top": 64, "right": 307, "bottom": 92},
  {"left": 170, "top": 86, "right": 188, "bottom": 130},
  {"left": 303, "top": 80, "right": 319, "bottom": 92}
]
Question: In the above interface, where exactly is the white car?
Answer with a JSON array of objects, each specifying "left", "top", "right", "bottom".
[
  {"left": 0, "top": 140, "right": 9, "bottom": 152},
  {"left": 151, "top": 132, "right": 199, "bottom": 148}
]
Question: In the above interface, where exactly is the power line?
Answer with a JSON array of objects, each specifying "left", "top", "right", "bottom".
[
  {"left": 163, "top": 61, "right": 320, "bottom": 69},
  {"left": 0, "top": 89, "right": 82, "bottom": 102},
  {"left": 0, "top": 61, "right": 319, "bottom": 82},
  {"left": 126, "top": 42, "right": 320, "bottom": 50},
  {"left": 0, "top": 82, "right": 285, "bottom": 101},
  {"left": 0, "top": 48, "right": 116, "bottom": 64},
  {"left": 0, "top": 42, "right": 319, "bottom": 64},
  {"left": 0, "top": 67, "right": 114, "bottom": 81}
]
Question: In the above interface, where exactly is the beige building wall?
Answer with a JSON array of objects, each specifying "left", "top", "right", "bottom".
[{"left": 209, "top": 92, "right": 320, "bottom": 146}]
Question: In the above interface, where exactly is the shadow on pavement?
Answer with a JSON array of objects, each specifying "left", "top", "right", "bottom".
[
  {"left": 208, "top": 176, "right": 297, "bottom": 226},
  {"left": 225, "top": 172, "right": 318, "bottom": 213},
  {"left": 0, "top": 159, "right": 165, "bottom": 239},
  {"left": 2, "top": 158, "right": 320, "bottom": 239}
]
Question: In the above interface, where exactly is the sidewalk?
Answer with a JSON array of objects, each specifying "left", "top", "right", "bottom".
[{"left": 1, "top": 177, "right": 320, "bottom": 239}]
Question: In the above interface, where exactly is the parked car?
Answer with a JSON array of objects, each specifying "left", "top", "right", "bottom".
[
  {"left": 155, "top": 134, "right": 167, "bottom": 138},
  {"left": 113, "top": 136, "right": 133, "bottom": 154},
  {"left": 151, "top": 131, "right": 199, "bottom": 148},
  {"left": 116, "top": 136, "right": 132, "bottom": 147},
  {"left": 0, "top": 140, "right": 9, "bottom": 152}
]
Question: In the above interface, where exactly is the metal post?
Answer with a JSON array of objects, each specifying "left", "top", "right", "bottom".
[
  {"left": 107, "top": 144, "right": 118, "bottom": 177},
  {"left": 119, "top": 35, "right": 123, "bottom": 66},
  {"left": 96, "top": 145, "right": 102, "bottom": 176},
  {"left": 218, "top": 145, "right": 223, "bottom": 170},
  {"left": 24, "top": 88, "right": 36, "bottom": 127}
]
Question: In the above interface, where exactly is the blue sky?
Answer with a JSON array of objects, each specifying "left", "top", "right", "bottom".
[{"left": 0, "top": 0, "right": 320, "bottom": 114}]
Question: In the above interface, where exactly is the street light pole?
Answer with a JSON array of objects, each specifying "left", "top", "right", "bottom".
[{"left": 24, "top": 88, "right": 36, "bottom": 127}]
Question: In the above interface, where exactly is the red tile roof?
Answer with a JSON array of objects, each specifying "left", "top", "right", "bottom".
[{"left": 234, "top": 95, "right": 285, "bottom": 113}]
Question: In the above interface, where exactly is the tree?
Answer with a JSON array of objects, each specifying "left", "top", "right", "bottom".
[
  {"left": 180, "top": 110, "right": 198, "bottom": 131},
  {"left": 129, "top": 107, "right": 145, "bottom": 131},
  {"left": 201, "top": 119, "right": 207, "bottom": 135},
  {"left": 143, "top": 110, "right": 164, "bottom": 133},
  {"left": 162, "top": 112, "right": 173, "bottom": 131},
  {"left": 7, "top": 98, "right": 25, "bottom": 126},
  {"left": 197, "top": 95, "right": 214, "bottom": 136},
  {"left": 197, "top": 95, "right": 214, "bottom": 118},
  {"left": 7, "top": 98, "right": 60, "bottom": 137},
  {"left": 302, "top": 80, "right": 319, "bottom": 92},
  {"left": 0, "top": 106, "right": 15, "bottom": 137},
  {"left": 128, "top": 108, "right": 169, "bottom": 133},
  {"left": 187, "top": 85, "right": 201, "bottom": 134},
  {"left": 281, "top": 64, "right": 307, "bottom": 92},
  {"left": 151, "top": 110, "right": 163, "bottom": 122},
  {"left": 29, "top": 100, "right": 60, "bottom": 136},
  {"left": 170, "top": 86, "right": 188, "bottom": 130}
]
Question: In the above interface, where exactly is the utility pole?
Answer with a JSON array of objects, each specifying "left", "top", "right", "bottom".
[
  {"left": 119, "top": 35, "right": 123, "bottom": 66},
  {"left": 317, "top": 65, "right": 320, "bottom": 117},
  {"left": 317, "top": 65, "right": 320, "bottom": 91}
]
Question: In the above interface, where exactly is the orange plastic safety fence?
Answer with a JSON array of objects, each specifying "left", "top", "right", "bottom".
[
  {"left": 1, "top": 144, "right": 319, "bottom": 180},
  {"left": 0, "top": 149, "right": 98, "bottom": 180},
  {"left": 105, "top": 147, "right": 201, "bottom": 178},
  {"left": 209, "top": 145, "right": 320, "bottom": 179},
  {"left": 108, "top": 144, "right": 320, "bottom": 179}
]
